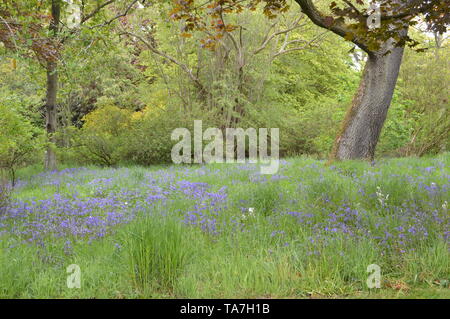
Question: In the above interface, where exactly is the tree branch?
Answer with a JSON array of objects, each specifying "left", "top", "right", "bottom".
[
  {"left": 120, "top": 30, "right": 208, "bottom": 95},
  {"left": 272, "top": 29, "right": 328, "bottom": 59},
  {"left": 253, "top": 14, "right": 307, "bottom": 55},
  {"left": 87, "top": 0, "right": 140, "bottom": 29},
  {"left": 81, "top": 0, "right": 117, "bottom": 23},
  {"left": 294, "top": 0, "right": 372, "bottom": 53}
]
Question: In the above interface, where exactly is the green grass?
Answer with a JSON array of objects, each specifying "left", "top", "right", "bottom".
[
  {"left": 0, "top": 154, "right": 448, "bottom": 298},
  {"left": 123, "top": 214, "right": 191, "bottom": 293}
]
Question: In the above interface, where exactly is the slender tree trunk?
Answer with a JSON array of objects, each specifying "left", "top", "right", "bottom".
[
  {"left": 44, "top": 0, "right": 61, "bottom": 171},
  {"left": 45, "top": 60, "right": 58, "bottom": 171},
  {"left": 330, "top": 35, "right": 407, "bottom": 161}
]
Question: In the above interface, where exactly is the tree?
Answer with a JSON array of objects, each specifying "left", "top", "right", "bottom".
[
  {"left": 45, "top": 0, "right": 61, "bottom": 171},
  {"left": 169, "top": 0, "right": 449, "bottom": 160},
  {"left": 120, "top": 4, "right": 328, "bottom": 129},
  {"left": 294, "top": 0, "right": 448, "bottom": 161},
  {"left": 0, "top": 0, "right": 140, "bottom": 170}
]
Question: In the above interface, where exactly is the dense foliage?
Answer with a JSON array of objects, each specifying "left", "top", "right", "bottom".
[{"left": 1, "top": 1, "right": 448, "bottom": 168}]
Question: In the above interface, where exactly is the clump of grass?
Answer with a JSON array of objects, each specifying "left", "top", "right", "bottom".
[
  {"left": 122, "top": 214, "right": 190, "bottom": 293},
  {"left": 130, "top": 168, "right": 146, "bottom": 182},
  {"left": 249, "top": 182, "right": 280, "bottom": 216}
]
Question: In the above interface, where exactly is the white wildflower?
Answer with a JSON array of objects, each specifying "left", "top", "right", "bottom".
[
  {"left": 242, "top": 208, "right": 255, "bottom": 220},
  {"left": 376, "top": 186, "right": 389, "bottom": 205}
]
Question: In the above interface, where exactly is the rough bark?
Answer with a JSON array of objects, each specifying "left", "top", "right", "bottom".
[
  {"left": 330, "top": 35, "right": 407, "bottom": 161},
  {"left": 44, "top": 0, "right": 61, "bottom": 171}
]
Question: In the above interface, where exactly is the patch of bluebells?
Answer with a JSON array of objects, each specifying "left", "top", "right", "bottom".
[
  {"left": 2, "top": 192, "right": 137, "bottom": 245},
  {"left": 0, "top": 170, "right": 231, "bottom": 248},
  {"left": 177, "top": 181, "right": 228, "bottom": 235},
  {"left": 279, "top": 192, "right": 448, "bottom": 256},
  {"left": 1, "top": 158, "right": 448, "bottom": 261}
]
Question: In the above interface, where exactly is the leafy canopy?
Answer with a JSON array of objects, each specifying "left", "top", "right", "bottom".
[{"left": 169, "top": 0, "right": 449, "bottom": 52}]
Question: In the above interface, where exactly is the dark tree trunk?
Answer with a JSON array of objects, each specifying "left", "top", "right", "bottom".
[
  {"left": 45, "top": 60, "right": 58, "bottom": 171},
  {"left": 330, "top": 36, "right": 406, "bottom": 161},
  {"left": 44, "top": 0, "right": 61, "bottom": 171}
]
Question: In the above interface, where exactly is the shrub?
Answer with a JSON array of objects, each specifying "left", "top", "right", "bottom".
[
  {"left": 75, "top": 104, "right": 132, "bottom": 166},
  {"left": 378, "top": 45, "right": 450, "bottom": 157},
  {"left": 0, "top": 104, "right": 43, "bottom": 186},
  {"left": 122, "top": 107, "right": 202, "bottom": 166}
]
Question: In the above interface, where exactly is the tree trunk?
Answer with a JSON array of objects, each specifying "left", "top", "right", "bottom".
[
  {"left": 44, "top": 0, "right": 61, "bottom": 171},
  {"left": 45, "top": 60, "right": 58, "bottom": 171},
  {"left": 330, "top": 36, "right": 406, "bottom": 161}
]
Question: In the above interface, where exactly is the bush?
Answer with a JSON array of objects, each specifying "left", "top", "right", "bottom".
[
  {"left": 376, "top": 97, "right": 415, "bottom": 157},
  {"left": 69, "top": 103, "right": 216, "bottom": 166},
  {"left": 0, "top": 104, "right": 43, "bottom": 186},
  {"left": 74, "top": 104, "right": 132, "bottom": 166},
  {"left": 378, "top": 45, "right": 450, "bottom": 157},
  {"left": 122, "top": 106, "right": 203, "bottom": 166}
]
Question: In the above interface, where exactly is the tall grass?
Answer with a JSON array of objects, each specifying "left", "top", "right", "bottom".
[{"left": 122, "top": 214, "right": 190, "bottom": 293}]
